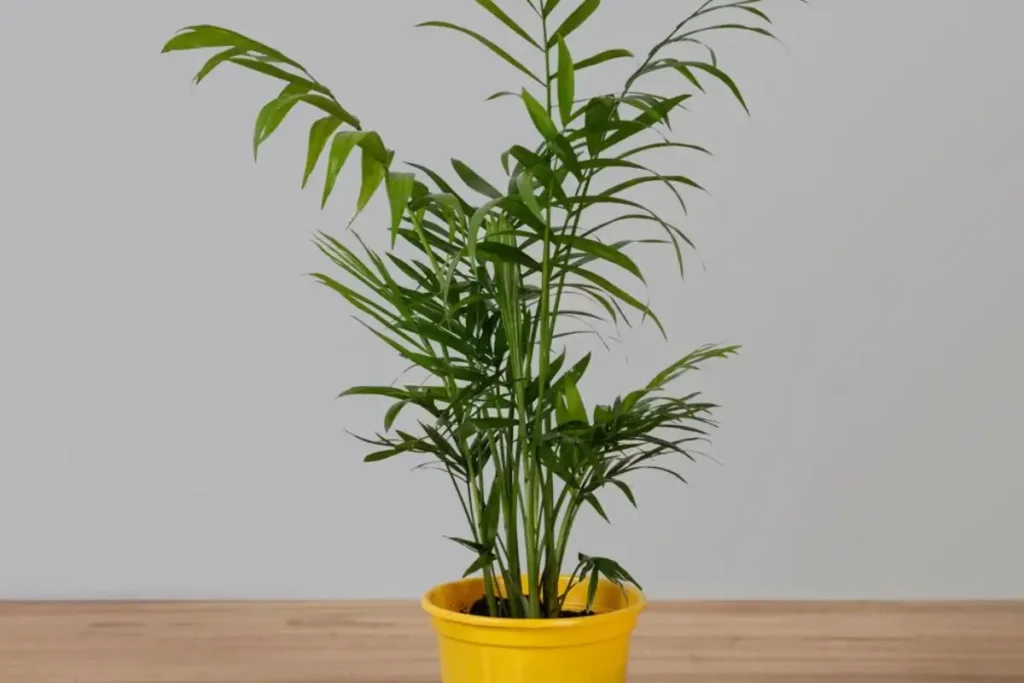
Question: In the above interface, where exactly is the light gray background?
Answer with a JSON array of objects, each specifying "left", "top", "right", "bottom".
[{"left": 2, "top": 0, "right": 1022, "bottom": 600}]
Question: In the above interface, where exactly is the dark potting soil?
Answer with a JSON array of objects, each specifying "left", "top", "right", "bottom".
[{"left": 465, "top": 596, "right": 595, "bottom": 619}]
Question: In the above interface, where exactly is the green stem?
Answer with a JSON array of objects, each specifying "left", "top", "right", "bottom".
[
  {"left": 410, "top": 210, "right": 498, "bottom": 615},
  {"left": 525, "top": 9, "right": 559, "bottom": 620}
]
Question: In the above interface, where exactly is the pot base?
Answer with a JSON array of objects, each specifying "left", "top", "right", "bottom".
[{"left": 422, "top": 575, "right": 646, "bottom": 683}]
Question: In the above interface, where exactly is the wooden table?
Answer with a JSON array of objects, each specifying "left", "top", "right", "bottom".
[{"left": 2, "top": 601, "right": 1022, "bottom": 682}]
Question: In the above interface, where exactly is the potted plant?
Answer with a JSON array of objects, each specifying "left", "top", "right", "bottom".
[{"left": 163, "top": 1, "right": 790, "bottom": 681}]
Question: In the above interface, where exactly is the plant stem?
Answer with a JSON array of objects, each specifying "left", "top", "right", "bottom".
[
  {"left": 526, "top": 9, "right": 560, "bottom": 620},
  {"left": 409, "top": 210, "right": 499, "bottom": 615}
]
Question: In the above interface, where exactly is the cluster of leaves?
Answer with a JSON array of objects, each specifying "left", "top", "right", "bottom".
[{"left": 164, "top": 0, "right": 787, "bottom": 618}]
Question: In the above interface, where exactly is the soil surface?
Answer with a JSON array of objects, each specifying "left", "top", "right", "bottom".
[{"left": 464, "top": 596, "right": 595, "bottom": 619}]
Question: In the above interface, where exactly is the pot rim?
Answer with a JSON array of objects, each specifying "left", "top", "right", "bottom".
[{"left": 421, "top": 575, "right": 647, "bottom": 630}]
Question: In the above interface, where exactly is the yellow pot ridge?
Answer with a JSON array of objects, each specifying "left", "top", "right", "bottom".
[{"left": 422, "top": 575, "right": 646, "bottom": 683}]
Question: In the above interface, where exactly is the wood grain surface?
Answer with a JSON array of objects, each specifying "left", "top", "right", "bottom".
[{"left": 1, "top": 601, "right": 1022, "bottom": 682}]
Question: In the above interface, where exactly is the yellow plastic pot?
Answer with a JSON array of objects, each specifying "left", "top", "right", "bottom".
[{"left": 422, "top": 575, "right": 646, "bottom": 683}]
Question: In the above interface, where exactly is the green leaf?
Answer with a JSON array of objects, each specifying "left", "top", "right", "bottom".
[
  {"left": 548, "top": 0, "right": 601, "bottom": 48},
  {"left": 595, "top": 557, "right": 641, "bottom": 590},
  {"left": 363, "top": 442, "right": 419, "bottom": 463},
  {"left": 485, "top": 90, "right": 519, "bottom": 103},
  {"left": 192, "top": 46, "right": 245, "bottom": 83},
  {"left": 386, "top": 172, "right": 416, "bottom": 247},
  {"left": 483, "top": 480, "right": 502, "bottom": 542},
  {"left": 585, "top": 566, "right": 600, "bottom": 612},
  {"left": 556, "top": 235, "right": 643, "bottom": 282},
  {"left": 600, "top": 174, "right": 704, "bottom": 199},
  {"left": 311, "top": 275, "right": 413, "bottom": 343},
  {"left": 610, "top": 479, "right": 637, "bottom": 507},
  {"left": 521, "top": 89, "right": 558, "bottom": 140},
  {"left": 321, "top": 132, "right": 364, "bottom": 208},
  {"left": 601, "top": 93, "right": 692, "bottom": 148},
  {"left": 447, "top": 536, "right": 488, "bottom": 554},
  {"left": 303, "top": 116, "right": 343, "bottom": 188},
  {"left": 162, "top": 25, "right": 300, "bottom": 68},
  {"left": 567, "top": 265, "right": 665, "bottom": 337},
  {"left": 406, "top": 163, "right": 473, "bottom": 214},
  {"left": 474, "top": 0, "right": 542, "bottom": 49},
  {"left": 418, "top": 21, "right": 543, "bottom": 84},
  {"left": 477, "top": 242, "right": 541, "bottom": 270},
  {"left": 556, "top": 37, "right": 575, "bottom": 127},
  {"left": 503, "top": 144, "right": 544, "bottom": 175},
  {"left": 584, "top": 493, "right": 609, "bottom": 523},
  {"left": 383, "top": 400, "right": 408, "bottom": 430},
  {"left": 355, "top": 148, "right": 388, "bottom": 219},
  {"left": 339, "top": 385, "right": 409, "bottom": 399},
  {"left": 422, "top": 193, "right": 468, "bottom": 239},
  {"left": 647, "top": 344, "right": 740, "bottom": 389},
  {"left": 515, "top": 171, "right": 544, "bottom": 223},
  {"left": 739, "top": 5, "right": 772, "bottom": 23},
  {"left": 403, "top": 319, "right": 480, "bottom": 358},
  {"left": 462, "top": 552, "right": 497, "bottom": 577},
  {"left": 574, "top": 48, "right": 632, "bottom": 72},
  {"left": 578, "top": 208, "right": 692, "bottom": 280},
  {"left": 253, "top": 84, "right": 309, "bottom": 160},
  {"left": 356, "top": 130, "right": 391, "bottom": 166},
  {"left": 227, "top": 57, "right": 332, "bottom": 95},
  {"left": 163, "top": 25, "right": 238, "bottom": 52},
  {"left": 561, "top": 352, "right": 592, "bottom": 387},
  {"left": 550, "top": 134, "right": 583, "bottom": 180},
  {"left": 674, "top": 63, "right": 705, "bottom": 92},
  {"left": 542, "top": 0, "right": 563, "bottom": 18},
  {"left": 475, "top": 417, "right": 519, "bottom": 430},
  {"left": 684, "top": 61, "right": 749, "bottom": 113},
  {"left": 584, "top": 96, "right": 614, "bottom": 156},
  {"left": 675, "top": 24, "right": 775, "bottom": 43},
  {"left": 616, "top": 141, "right": 711, "bottom": 161},
  {"left": 467, "top": 196, "right": 507, "bottom": 263},
  {"left": 300, "top": 94, "right": 362, "bottom": 130},
  {"left": 562, "top": 376, "right": 587, "bottom": 424},
  {"left": 452, "top": 159, "right": 502, "bottom": 199}
]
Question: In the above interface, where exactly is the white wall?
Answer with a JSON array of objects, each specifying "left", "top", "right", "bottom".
[{"left": 1, "top": 0, "right": 1022, "bottom": 600}]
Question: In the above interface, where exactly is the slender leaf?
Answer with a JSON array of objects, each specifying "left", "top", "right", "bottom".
[
  {"left": 162, "top": 25, "right": 301, "bottom": 68},
  {"left": 584, "top": 96, "right": 614, "bottom": 156},
  {"left": 300, "top": 94, "right": 362, "bottom": 130},
  {"left": 542, "top": 0, "right": 563, "bottom": 18},
  {"left": 522, "top": 89, "right": 559, "bottom": 140},
  {"left": 475, "top": 0, "right": 542, "bottom": 49},
  {"left": 567, "top": 265, "right": 665, "bottom": 337},
  {"left": 386, "top": 172, "right": 416, "bottom": 247},
  {"left": 584, "top": 493, "right": 610, "bottom": 523},
  {"left": 548, "top": 0, "right": 601, "bottom": 48},
  {"left": 448, "top": 536, "right": 489, "bottom": 554},
  {"left": 557, "top": 36, "right": 575, "bottom": 127},
  {"left": 228, "top": 57, "right": 332, "bottom": 95},
  {"left": 253, "top": 84, "right": 309, "bottom": 160},
  {"left": 321, "top": 132, "right": 364, "bottom": 208},
  {"left": 463, "top": 552, "right": 497, "bottom": 577},
  {"left": 418, "top": 21, "right": 543, "bottom": 84},
  {"left": 384, "top": 400, "right": 409, "bottom": 430},
  {"left": 516, "top": 171, "right": 545, "bottom": 222},
  {"left": 452, "top": 159, "right": 502, "bottom": 199},
  {"left": 610, "top": 479, "right": 637, "bottom": 507},
  {"left": 556, "top": 235, "right": 644, "bottom": 281},
  {"left": 303, "top": 116, "right": 343, "bottom": 188},
  {"left": 684, "top": 61, "right": 749, "bottom": 113},
  {"left": 573, "top": 48, "right": 633, "bottom": 72},
  {"left": 355, "top": 147, "right": 388, "bottom": 218},
  {"left": 477, "top": 242, "right": 542, "bottom": 270},
  {"left": 192, "top": 46, "right": 245, "bottom": 83},
  {"left": 585, "top": 566, "right": 600, "bottom": 612}
]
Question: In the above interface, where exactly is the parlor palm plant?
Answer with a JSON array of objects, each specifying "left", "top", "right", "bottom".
[{"left": 164, "top": 0, "right": 786, "bottom": 620}]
